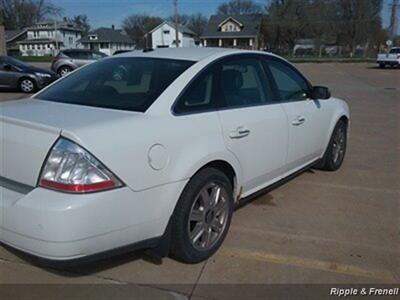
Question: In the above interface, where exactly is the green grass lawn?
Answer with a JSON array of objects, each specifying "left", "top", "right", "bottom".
[{"left": 16, "top": 56, "right": 54, "bottom": 62}]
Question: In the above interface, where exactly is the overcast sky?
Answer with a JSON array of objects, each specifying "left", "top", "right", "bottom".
[{"left": 53, "top": 0, "right": 397, "bottom": 33}]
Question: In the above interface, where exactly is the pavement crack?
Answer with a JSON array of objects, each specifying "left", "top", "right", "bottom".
[{"left": 189, "top": 259, "right": 208, "bottom": 300}]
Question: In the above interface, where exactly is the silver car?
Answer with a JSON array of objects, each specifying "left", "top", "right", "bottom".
[{"left": 51, "top": 49, "right": 107, "bottom": 76}]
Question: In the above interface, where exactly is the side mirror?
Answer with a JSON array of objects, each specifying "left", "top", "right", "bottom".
[
  {"left": 3, "top": 64, "right": 13, "bottom": 71},
  {"left": 311, "top": 86, "right": 331, "bottom": 100}
]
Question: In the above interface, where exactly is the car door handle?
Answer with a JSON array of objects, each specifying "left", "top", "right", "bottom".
[
  {"left": 230, "top": 127, "right": 251, "bottom": 139},
  {"left": 292, "top": 116, "right": 306, "bottom": 126}
]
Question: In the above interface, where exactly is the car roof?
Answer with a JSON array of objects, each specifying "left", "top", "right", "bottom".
[{"left": 115, "top": 47, "right": 254, "bottom": 62}]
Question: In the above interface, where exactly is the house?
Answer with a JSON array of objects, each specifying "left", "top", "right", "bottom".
[
  {"left": 78, "top": 26, "right": 135, "bottom": 55},
  {"left": 149, "top": 21, "right": 196, "bottom": 48},
  {"left": 18, "top": 21, "right": 83, "bottom": 56},
  {"left": 201, "top": 14, "right": 262, "bottom": 50},
  {"left": 5, "top": 28, "right": 27, "bottom": 56}
]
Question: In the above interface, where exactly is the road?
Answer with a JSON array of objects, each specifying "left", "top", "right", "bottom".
[{"left": 0, "top": 63, "right": 399, "bottom": 299}]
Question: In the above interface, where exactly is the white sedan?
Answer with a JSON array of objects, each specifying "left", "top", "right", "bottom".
[{"left": 0, "top": 48, "right": 349, "bottom": 263}]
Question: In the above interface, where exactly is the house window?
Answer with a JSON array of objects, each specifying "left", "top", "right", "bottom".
[
  {"left": 163, "top": 30, "right": 170, "bottom": 35},
  {"left": 228, "top": 24, "right": 233, "bottom": 31},
  {"left": 69, "top": 37, "right": 73, "bottom": 44}
]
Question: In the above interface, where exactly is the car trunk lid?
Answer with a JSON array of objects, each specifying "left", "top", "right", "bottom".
[
  {"left": 0, "top": 99, "right": 143, "bottom": 188},
  {"left": 0, "top": 113, "right": 60, "bottom": 187}
]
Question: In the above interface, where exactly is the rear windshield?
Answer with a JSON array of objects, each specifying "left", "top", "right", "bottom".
[
  {"left": 389, "top": 48, "right": 400, "bottom": 54},
  {"left": 36, "top": 57, "right": 194, "bottom": 112}
]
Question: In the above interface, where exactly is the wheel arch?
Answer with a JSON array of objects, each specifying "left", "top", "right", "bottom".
[
  {"left": 322, "top": 112, "right": 350, "bottom": 159},
  {"left": 183, "top": 152, "right": 243, "bottom": 201}
]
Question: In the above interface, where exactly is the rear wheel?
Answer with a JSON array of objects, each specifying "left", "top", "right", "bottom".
[
  {"left": 379, "top": 63, "right": 385, "bottom": 69},
  {"left": 19, "top": 78, "right": 36, "bottom": 93},
  {"left": 57, "top": 65, "right": 73, "bottom": 76},
  {"left": 170, "top": 168, "right": 233, "bottom": 263},
  {"left": 318, "top": 120, "right": 347, "bottom": 171}
]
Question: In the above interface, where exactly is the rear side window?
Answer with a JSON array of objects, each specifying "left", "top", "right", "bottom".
[
  {"left": 64, "top": 51, "right": 90, "bottom": 59},
  {"left": 220, "top": 58, "right": 271, "bottom": 108},
  {"left": 267, "top": 60, "right": 310, "bottom": 101},
  {"left": 36, "top": 57, "right": 194, "bottom": 112},
  {"left": 174, "top": 68, "right": 216, "bottom": 114}
]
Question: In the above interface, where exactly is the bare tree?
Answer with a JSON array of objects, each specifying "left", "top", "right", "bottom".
[
  {"left": 167, "top": 13, "right": 208, "bottom": 38},
  {"left": 217, "top": 0, "right": 262, "bottom": 15},
  {"left": 263, "top": 0, "right": 385, "bottom": 56},
  {"left": 122, "top": 14, "right": 163, "bottom": 48},
  {"left": 187, "top": 13, "right": 208, "bottom": 38},
  {"left": 68, "top": 14, "right": 90, "bottom": 34},
  {"left": 1, "top": 0, "right": 62, "bottom": 29}
]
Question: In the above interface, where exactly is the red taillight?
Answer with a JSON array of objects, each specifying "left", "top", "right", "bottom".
[
  {"left": 51, "top": 56, "right": 60, "bottom": 67},
  {"left": 39, "top": 138, "right": 122, "bottom": 194},
  {"left": 40, "top": 179, "right": 116, "bottom": 193}
]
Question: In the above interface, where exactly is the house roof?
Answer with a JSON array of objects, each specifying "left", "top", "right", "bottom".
[
  {"left": 26, "top": 21, "right": 83, "bottom": 32},
  {"left": 201, "top": 14, "right": 262, "bottom": 38},
  {"left": 78, "top": 27, "right": 134, "bottom": 44},
  {"left": 5, "top": 29, "right": 27, "bottom": 42},
  {"left": 149, "top": 21, "right": 195, "bottom": 36}
]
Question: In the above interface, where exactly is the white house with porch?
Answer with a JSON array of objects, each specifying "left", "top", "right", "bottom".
[
  {"left": 18, "top": 21, "right": 82, "bottom": 56},
  {"left": 201, "top": 14, "right": 262, "bottom": 50}
]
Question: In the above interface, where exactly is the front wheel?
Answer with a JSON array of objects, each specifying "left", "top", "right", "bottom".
[
  {"left": 170, "top": 168, "right": 233, "bottom": 263},
  {"left": 318, "top": 119, "right": 347, "bottom": 171},
  {"left": 57, "top": 66, "right": 73, "bottom": 76},
  {"left": 19, "top": 78, "right": 36, "bottom": 93}
]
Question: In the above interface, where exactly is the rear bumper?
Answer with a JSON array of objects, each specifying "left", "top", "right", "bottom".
[{"left": 0, "top": 180, "right": 186, "bottom": 261}]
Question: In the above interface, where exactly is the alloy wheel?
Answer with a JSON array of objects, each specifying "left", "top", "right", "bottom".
[
  {"left": 59, "top": 67, "right": 71, "bottom": 76},
  {"left": 332, "top": 126, "right": 345, "bottom": 164},
  {"left": 188, "top": 182, "right": 230, "bottom": 251}
]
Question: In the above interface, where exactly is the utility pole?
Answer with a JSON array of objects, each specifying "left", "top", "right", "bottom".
[
  {"left": 173, "top": 0, "right": 180, "bottom": 47},
  {"left": 54, "top": 20, "right": 59, "bottom": 54},
  {"left": 389, "top": 0, "right": 399, "bottom": 40},
  {"left": 0, "top": 15, "right": 6, "bottom": 55}
]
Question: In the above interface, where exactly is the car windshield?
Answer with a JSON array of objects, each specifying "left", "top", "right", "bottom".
[{"left": 36, "top": 57, "right": 194, "bottom": 112}]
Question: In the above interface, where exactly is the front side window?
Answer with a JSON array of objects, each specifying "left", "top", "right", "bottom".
[
  {"left": 220, "top": 58, "right": 271, "bottom": 108},
  {"left": 267, "top": 59, "right": 310, "bottom": 101},
  {"left": 36, "top": 57, "right": 194, "bottom": 112}
]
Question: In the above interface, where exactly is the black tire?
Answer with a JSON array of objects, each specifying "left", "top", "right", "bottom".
[
  {"left": 57, "top": 65, "right": 73, "bottom": 76},
  {"left": 379, "top": 63, "right": 385, "bottom": 69},
  {"left": 19, "top": 78, "right": 36, "bottom": 93},
  {"left": 170, "top": 167, "right": 234, "bottom": 263},
  {"left": 317, "top": 119, "right": 347, "bottom": 171}
]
